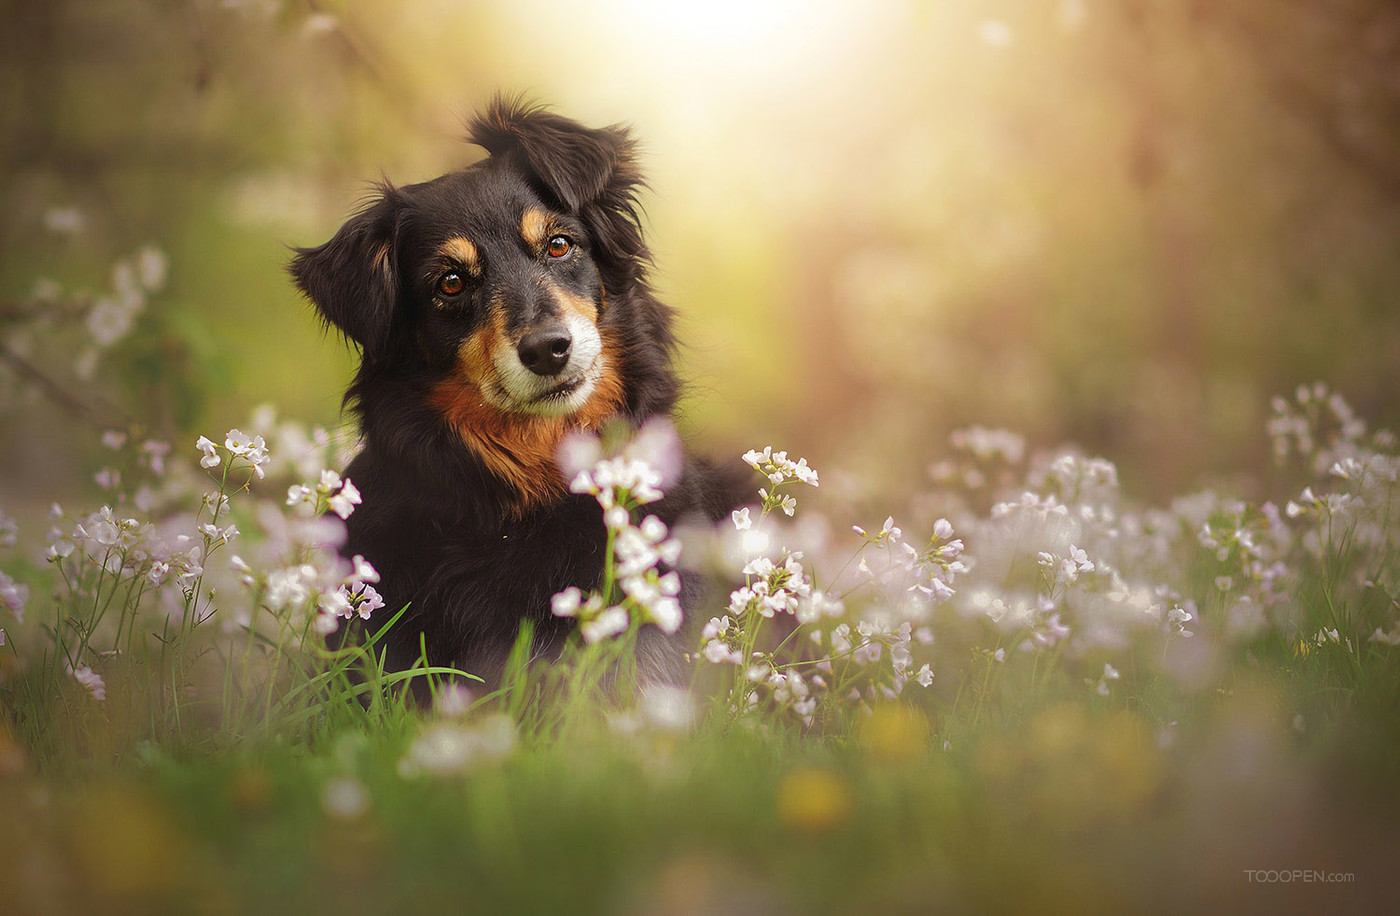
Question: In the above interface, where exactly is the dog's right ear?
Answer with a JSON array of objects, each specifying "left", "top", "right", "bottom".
[{"left": 289, "top": 186, "right": 405, "bottom": 357}]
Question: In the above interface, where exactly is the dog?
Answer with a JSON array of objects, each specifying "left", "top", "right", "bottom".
[{"left": 290, "top": 97, "right": 734, "bottom": 686}]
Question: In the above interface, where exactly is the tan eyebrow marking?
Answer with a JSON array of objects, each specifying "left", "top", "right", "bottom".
[
  {"left": 438, "top": 237, "right": 480, "bottom": 276},
  {"left": 520, "top": 208, "right": 551, "bottom": 249}
]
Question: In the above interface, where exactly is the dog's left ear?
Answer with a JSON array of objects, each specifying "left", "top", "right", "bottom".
[{"left": 468, "top": 96, "right": 641, "bottom": 215}]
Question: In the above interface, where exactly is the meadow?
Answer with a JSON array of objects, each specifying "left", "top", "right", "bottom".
[
  {"left": 5, "top": 2, "right": 1400, "bottom": 913},
  {"left": 2, "top": 343, "right": 1396, "bottom": 911}
]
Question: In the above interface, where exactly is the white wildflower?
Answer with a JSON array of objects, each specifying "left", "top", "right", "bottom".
[
  {"left": 702, "top": 638, "right": 743, "bottom": 665},
  {"left": 86, "top": 298, "right": 135, "bottom": 348},
  {"left": 348, "top": 554, "right": 379, "bottom": 586},
  {"left": 550, "top": 587, "right": 585, "bottom": 618},
  {"left": 141, "top": 440, "right": 171, "bottom": 475},
  {"left": 320, "top": 776, "right": 369, "bottom": 821},
  {"left": 0, "top": 571, "right": 28, "bottom": 622},
  {"left": 225, "top": 429, "right": 257, "bottom": 455},
  {"left": 229, "top": 555, "right": 255, "bottom": 587},
  {"left": 742, "top": 446, "right": 820, "bottom": 490},
  {"left": 286, "top": 484, "right": 316, "bottom": 514},
  {"left": 196, "top": 435, "right": 220, "bottom": 469},
  {"left": 147, "top": 560, "right": 170, "bottom": 588},
  {"left": 136, "top": 246, "right": 169, "bottom": 292},
  {"left": 68, "top": 664, "right": 106, "bottom": 701},
  {"left": 352, "top": 583, "right": 385, "bottom": 619},
  {"left": 604, "top": 506, "right": 630, "bottom": 531},
  {"left": 640, "top": 684, "right": 696, "bottom": 732},
  {"left": 1370, "top": 627, "right": 1400, "bottom": 647},
  {"left": 580, "top": 605, "right": 630, "bottom": 644},
  {"left": 318, "top": 587, "right": 353, "bottom": 620},
  {"left": 398, "top": 716, "right": 517, "bottom": 777},
  {"left": 328, "top": 478, "right": 362, "bottom": 520},
  {"left": 43, "top": 206, "right": 86, "bottom": 234}
]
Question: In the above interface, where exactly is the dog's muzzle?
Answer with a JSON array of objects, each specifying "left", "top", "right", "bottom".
[
  {"left": 516, "top": 322, "right": 573, "bottom": 377},
  {"left": 490, "top": 313, "right": 604, "bottom": 416}
]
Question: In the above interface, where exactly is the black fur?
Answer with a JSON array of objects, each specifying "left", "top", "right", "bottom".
[{"left": 290, "top": 97, "right": 732, "bottom": 684}]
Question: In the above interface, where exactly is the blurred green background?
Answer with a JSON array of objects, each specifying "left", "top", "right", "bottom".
[{"left": 3, "top": 0, "right": 1399, "bottom": 511}]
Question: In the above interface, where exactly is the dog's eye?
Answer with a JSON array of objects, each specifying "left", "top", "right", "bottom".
[
  {"left": 437, "top": 272, "right": 465, "bottom": 297},
  {"left": 546, "top": 236, "right": 572, "bottom": 259}
]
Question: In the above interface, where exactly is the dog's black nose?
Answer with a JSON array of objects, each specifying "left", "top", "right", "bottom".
[{"left": 517, "top": 324, "right": 573, "bottom": 376}]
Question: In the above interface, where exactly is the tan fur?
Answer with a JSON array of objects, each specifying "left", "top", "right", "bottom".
[
  {"left": 456, "top": 306, "right": 504, "bottom": 384},
  {"left": 438, "top": 237, "right": 481, "bottom": 276},
  {"left": 520, "top": 208, "right": 552, "bottom": 249},
  {"left": 429, "top": 330, "right": 625, "bottom": 515},
  {"left": 552, "top": 287, "right": 599, "bottom": 323},
  {"left": 371, "top": 241, "right": 392, "bottom": 275}
]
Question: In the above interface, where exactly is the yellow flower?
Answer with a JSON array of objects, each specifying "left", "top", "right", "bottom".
[{"left": 777, "top": 767, "right": 851, "bottom": 833}]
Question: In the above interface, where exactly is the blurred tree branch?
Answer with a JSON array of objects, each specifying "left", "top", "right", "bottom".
[
  {"left": 303, "top": 0, "right": 388, "bottom": 84},
  {"left": 297, "top": 0, "right": 433, "bottom": 128},
  {"left": 0, "top": 342, "right": 133, "bottom": 430}
]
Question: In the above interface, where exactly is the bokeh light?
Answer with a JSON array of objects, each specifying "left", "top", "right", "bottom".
[{"left": 4, "top": 0, "right": 1399, "bottom": 510}]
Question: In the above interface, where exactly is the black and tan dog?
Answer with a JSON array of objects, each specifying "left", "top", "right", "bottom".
[{"left": 291, "top": 97, "right": 731, "bottom": 684}]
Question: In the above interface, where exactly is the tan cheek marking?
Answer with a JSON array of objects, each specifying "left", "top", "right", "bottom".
[
  {"left": 549, "top": 286, "right": 599, "bottom": 324},
  {"left": 520, "top": 208, "right": 550, "bottom": 249},
  {"left": 454, "top": 305, "right": 505, "bottom": 386},
  {"left": 427, "top": 326, "right": 627, "bottom": 517},
  {"left": 438, "top": 237, "right": 480, "bottom": 276}
]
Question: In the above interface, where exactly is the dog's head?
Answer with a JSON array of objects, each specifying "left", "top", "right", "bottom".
[{"left": 290, "top": 97, "right": 650, "bottom": 422}]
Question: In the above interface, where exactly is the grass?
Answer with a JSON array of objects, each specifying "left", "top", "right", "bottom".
[{"left": 4, "top": 681, "right": 1393, "bottom": 914}]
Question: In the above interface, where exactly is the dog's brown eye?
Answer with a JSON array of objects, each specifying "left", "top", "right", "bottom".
[
  {"left": 547, "top": 236, "right": 572, "bottom": 258},
  {"left": 437, "top": 272, "right": 465, "bottom": 296}
]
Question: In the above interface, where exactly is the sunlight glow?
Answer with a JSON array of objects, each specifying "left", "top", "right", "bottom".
[
  {"left": 522, "top": 0, "right": 850, "bottom": 88},
  {"left": 606, "top": 0, "right": 808, "bottom": 47}
]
